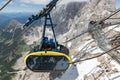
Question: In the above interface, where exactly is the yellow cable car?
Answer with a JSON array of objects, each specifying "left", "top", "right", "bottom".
[
  {"left": 24, "top": 51, "right": 72, "bottom": 72},
  {"left": 23, "top": 0, "right": 72, "bottom": 72}
]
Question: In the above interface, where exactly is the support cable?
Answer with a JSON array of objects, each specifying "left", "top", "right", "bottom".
[
  {"left": 63, "top": 8, "right": 120, "bottom": 43},
  {"left": 0, "top": 0, "right": 12, "bottom": 11},
  {"left": 71, "top": 44, "right": 120, "bottom": 64}
]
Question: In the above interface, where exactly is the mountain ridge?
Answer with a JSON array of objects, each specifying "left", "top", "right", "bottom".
[{"left": 0, "top": 0, "right": 119, "bottom": 80}]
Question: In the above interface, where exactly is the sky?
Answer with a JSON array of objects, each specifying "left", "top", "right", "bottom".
[
  {"left": 0, "top": 0, "right": 46, "bottom": 13},
  {"left": 116, "top": 0, "right": 120, "bottom": 8},
  {"left": 0, "top": 0, "right": 120, "bottom": 13},
  {"left": 0, "top": 0, "right": 89, "bottom": 13}
]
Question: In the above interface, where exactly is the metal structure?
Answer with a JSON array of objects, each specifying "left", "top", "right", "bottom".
[{"left": 40, "top": 13, "right": 58, "bottom": 51}]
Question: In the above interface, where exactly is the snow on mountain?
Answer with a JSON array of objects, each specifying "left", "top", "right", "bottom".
[
  {"left": 52, "top": 1, "right": 87, "bottom": 35},
  {"left": 108, "top": 25, "right": 120, "bottom": 32},
  {"left": 12, "top": 0, "right": 120, "bottom": 80},
  {"left": 54, "top": 0, "right": 120, "bottom": 80},
  {"left": 55, "top": 58, "right": 100, "bottom": 80},
  {"left": 55, "top": 54, "right": 120, "bottom": 80}
]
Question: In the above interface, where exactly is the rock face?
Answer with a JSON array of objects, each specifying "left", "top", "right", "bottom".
[
  {"left": 52, "top": 1, "right": 87, "bottom": 35},
  {"left": 62, "top": 0, "right": 116, "bottom": 49},
  {"left": 13, "top": 0, "right": 120, "bottom": 80},
  {"left": 89, "top": 0, "right": 116, "bottom": 11},
  {"left": 2, "top": 19, "right": 22, "bottom": 39}
]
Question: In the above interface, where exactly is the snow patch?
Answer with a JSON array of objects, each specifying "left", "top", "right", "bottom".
[
  {"left": 67, "top": 42, "right": 72, "bottom": 48},
  {"left": 78, "top": 39, "right": 94, "bottom": 51},
  {"left": 108, "top": 25, "right": 120, "bottom": 32},
  {"left": 110, "top": 73, "right": 120, "bottom": 80},
  {"left": 90, "top": 47, "right": 104, "bottom": 54},
  {"left": 76, "top": 58, "right": 100, "bottom": 80},
  {"left": 55, "top": 58, "right": 100, "bottom": 80},
  {"left": 111, "top": 60, "right": 120, "bottom": 71}
]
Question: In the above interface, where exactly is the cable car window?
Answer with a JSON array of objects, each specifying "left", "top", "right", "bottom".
[{"left": 26, "top": 55, "right": 70, "bottom": 71}]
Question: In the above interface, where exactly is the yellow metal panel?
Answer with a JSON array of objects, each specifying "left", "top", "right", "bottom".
[{"left": 24, "top": 51, "right": 72, "bottom": 66}]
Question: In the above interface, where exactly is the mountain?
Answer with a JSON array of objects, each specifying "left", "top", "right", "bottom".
[
  {"left": 0, "top": 12, "right": 32, "bottom": 28},
  {"left": 14, "top": 0, "right": 120, "bottom": 80},
  {"left": 0, "top": 14, "right": 11, "bottom": 28},
  {"left": 1, "top": 0, "right": 120, "bottom": 80},
  {"left": 62, "top": 0, "right": 116, "bottom": 48},
  {"left": 0, "top": 19, "right": 30, "bottom": 80},
  {"left": 56, "top": 0, "right": 120, "bottom": 80},
  {"left": 2, "top": 19, "right": 22, "bottom": 39},
  {"left": 52, "top": 1, "right": 87, "bottom": 35}
]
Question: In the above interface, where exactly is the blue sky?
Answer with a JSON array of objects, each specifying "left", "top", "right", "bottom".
[
  {"left": 116, "top": 0, "right": 120, "bottom": 8},
  {"left": 0, "top": 0, "right": 45, "bottom": 13},
  {"left": 0, "top": 0, "right": 120, "bottom": 13}
]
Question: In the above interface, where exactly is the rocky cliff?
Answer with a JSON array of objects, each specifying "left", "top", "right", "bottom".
[
  {"left": 12, "top": 0, "right": 120, "bottom": 80},
  {"left": 52, "top": 1, "right": 87, "bottom": 35},
  {"left": 61, "top": 0, "right": 116, "bottom": 49}
]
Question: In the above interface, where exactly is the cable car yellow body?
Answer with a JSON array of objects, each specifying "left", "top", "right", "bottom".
[
  {"left": 24, "top": 51, "right": 72, "bottom": 64},
  {"left": 24, "top": 51, "right": 72, "bottom": 71}
]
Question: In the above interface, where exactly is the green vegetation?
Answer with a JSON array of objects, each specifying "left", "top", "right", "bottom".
[
  {"left": 0, "top": 43, "right": 30, "bottom": 80},
  {"left": 0, "top": 54, "right": 20, "bottom": 80},
  {"left": 16, "top": 44, "right": 31, "bottom": 54},
  {"left": 0, "top": 36, "right": 30, "bottom": 80}
]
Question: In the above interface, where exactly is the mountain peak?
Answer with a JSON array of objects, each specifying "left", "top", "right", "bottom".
[
  {"left": 8, "top": 19, "right": 22, "bottom": 27},
  {"left": 4, "top": 19, "right": 22, "bottom": 32}
]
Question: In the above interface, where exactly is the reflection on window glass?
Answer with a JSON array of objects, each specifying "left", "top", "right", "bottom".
[{"left": 26, "top": 56, "right": 69, "bottom": 71}]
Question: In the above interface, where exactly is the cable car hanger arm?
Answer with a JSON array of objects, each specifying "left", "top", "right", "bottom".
[{"left": 23, "top": 0, "right": 59, "bottom": 27}]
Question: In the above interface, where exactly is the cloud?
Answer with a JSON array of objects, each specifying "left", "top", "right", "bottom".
[
  {"left": 59, "top": 0, "right": 89, "bottom": 5},
  {"left": 20, "top": 3, "right": 28, "bottom": 7},
  {"left": 19, "top": 0, "right": 89, "bottom": 5},
  {"left": 20, "top": 0, "right": 51, "bottom": 5}
]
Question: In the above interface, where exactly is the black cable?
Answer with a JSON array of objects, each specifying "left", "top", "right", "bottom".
[
  {"left": 70, "top": 44, "right": 120, "bottom": 64},
  {"left": 63, "top": 22, "right": 120, "bottom": 43},
  {"left": 0, "top": 0, "right": 12, "bottom": 11},
  {"left": 63, "top": 8, "right": 120, "bottom": 43},
  {"left": 99, "top": 8, "right": 120, "bottom": 22},
  {"left": 72, "top": 40, "right": 94, "bottom": 59},
  {"left": 24, "top": 0, "right": 59, "bottom": 27},
  {"left": 0, "top": 0, "right": 60, "bottom": 54},
  {"left": 104, "top": 24, "right": 120, "bottom": 35},
  {"left": 63, "top": 31, "right": 88, "bottom": 43}
]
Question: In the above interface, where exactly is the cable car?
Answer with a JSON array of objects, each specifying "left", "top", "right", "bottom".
[
  {"left": 24, "top": 0, "right": 72, "bottom": 72},
  {"left": 24, "top": 36, "right": 72, "bottom": 72}
]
